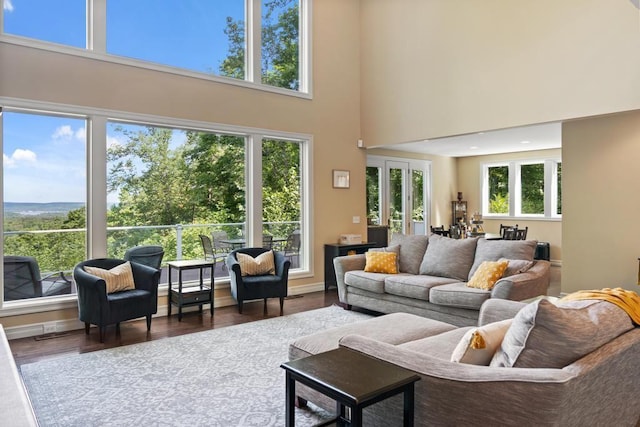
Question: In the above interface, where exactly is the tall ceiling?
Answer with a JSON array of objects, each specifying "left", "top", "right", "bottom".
[{"left": 370, "top": 122, "right": 562, "bottom": 157}]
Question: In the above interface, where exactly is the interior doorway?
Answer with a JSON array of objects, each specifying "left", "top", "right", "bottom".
[{"left": 366, "top": 156, "right": 431, "bottom": 235}]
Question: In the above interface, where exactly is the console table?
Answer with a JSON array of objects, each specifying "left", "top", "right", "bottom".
[
  {"left": 324, "top": 242, "right": 377, "bottom": 292},
  {"left": 281, "top": 347, "right": 420, "bottom": 426},
  {"left": 167, "top": 259, "right": 215, "bottom": 321}
]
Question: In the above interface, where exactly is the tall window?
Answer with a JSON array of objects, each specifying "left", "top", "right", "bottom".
[
  {"left": 106, "top": 122, "right": 247, "bottom": 264},
  {"left": 0, "top": 102, "right": 311, "bottom": 308},
  {"left": 261, "top": 0, "right": 300, "bottom": 90},
  {"left": 1, "top": 0, "right": 308, "bottom": 94},
  {"left": 262, "top": 138, "right": 303, "bottom": 268},
  {"left": 107, "top": 0, "right": 245, "bottom": 78},
  {"left": 2, "top": 110, "right": 87, "bottom": 302},
  {"left": 483, "top": 159, "right": 561, "bottom": 218},
  {"left": 2, "top": 0, "right": 86, "bottom": 48}
]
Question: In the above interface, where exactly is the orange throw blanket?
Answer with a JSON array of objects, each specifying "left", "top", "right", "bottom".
[{"left": 561, "top": 287, "right": 640, "bottom": 325}]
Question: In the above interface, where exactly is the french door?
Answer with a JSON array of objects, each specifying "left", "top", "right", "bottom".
[{"left": 366, "top": 156, "right": 430, "bottom": 235}]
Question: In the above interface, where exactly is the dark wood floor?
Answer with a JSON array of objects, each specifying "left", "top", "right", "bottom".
[{"left": 10, "top": 290, "right": 341, "bottom": 367}]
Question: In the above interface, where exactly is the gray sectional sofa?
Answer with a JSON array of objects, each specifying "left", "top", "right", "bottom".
[
  {"left": 334, "top": 233, "right": 550, "bottom": 326},
  {"left": 289, "top": 298, "right": 640, "bottom": 426}
]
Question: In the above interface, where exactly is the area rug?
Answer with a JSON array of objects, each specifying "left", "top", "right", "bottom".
[{"left": 20, "top": 305, "right": 373, "bottom": 427}]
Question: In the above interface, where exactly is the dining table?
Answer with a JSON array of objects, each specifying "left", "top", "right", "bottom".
[{"left": 221, "top": 236, "right": 288, "bottom": 249}]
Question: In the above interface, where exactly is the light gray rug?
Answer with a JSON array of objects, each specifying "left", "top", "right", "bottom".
[{"left": 20, "top": 305, "right": 373, "bottom": 427}]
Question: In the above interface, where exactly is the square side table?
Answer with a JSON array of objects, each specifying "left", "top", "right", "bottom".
[{"left": 281, "top": 347, "right": 420, "bottom": 426}]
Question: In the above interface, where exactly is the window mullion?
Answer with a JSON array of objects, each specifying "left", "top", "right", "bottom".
[
  {"left": 247, "top": 0, "right": 262, "bottom": 83},
  {"left": 246, "top": 134, "right": 263, "bottom": 246},
  {"left": 88, "top": 0, "right": 106, "bottom": 52},
  {"left": 509, "top": 162, "right": 517, "bottom": 216}
]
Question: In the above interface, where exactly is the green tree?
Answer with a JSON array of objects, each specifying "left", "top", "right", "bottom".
[{"left": 220, "top": 0, "right": 299, "bottom": 90}]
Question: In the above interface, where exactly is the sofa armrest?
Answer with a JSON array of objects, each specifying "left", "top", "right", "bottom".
[
  {"left": 333, "top": 254, "right": 366, "bottom": 302},
  {"left": 477, "top": 299, "right": 526, "bottom": 326},
  {"left": 491, "top": 260, "right": 550, "bottom": 301}
]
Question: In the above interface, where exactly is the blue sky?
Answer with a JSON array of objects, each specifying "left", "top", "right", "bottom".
[{"left": 2, "top": 1, "right": 244, "bottom": 203}]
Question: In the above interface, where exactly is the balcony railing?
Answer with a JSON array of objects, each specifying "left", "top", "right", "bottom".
[{"left": 3, "top": 221, "right": 301, "bottom": 302}]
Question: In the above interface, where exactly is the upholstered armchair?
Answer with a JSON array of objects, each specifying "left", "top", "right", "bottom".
[
  {"left": 73, "top": 258, "right": 160, "bottom": 342},
  {"left": 226, "top": 247, "right": 290, "bottom": 315}
]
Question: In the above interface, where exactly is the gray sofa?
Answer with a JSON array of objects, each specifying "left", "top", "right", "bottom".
[
  {"left": 289, "top": 299, "right": 640, "bottom": 426},
  {"left": 334, "top": 233, "right": 550, "bottom": 326}
]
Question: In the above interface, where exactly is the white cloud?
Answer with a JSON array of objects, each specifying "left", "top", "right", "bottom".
[
  {"left": 3, "top": 149, "right": 37, "bottom": 168},
  {"left": 52, "top": 125, "right": 86, "bottom": 142},
  {"left": 52, "top": 125, "right": 74, "bottom": 140},
  {"left": 3, "top": 0, "right": 14, "bottom": 12},
  {"left": 75, "top": 127, "right": 86, "bottom": 141}
]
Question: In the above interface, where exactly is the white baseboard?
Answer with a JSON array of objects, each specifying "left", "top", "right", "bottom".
[{"left": 4, "top": 282, "right": 327, "bottom": 340}]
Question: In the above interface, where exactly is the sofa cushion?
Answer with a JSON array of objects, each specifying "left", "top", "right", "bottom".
[
  {"left": 466, "top": 260, "right": 509, "bottom": 290},
  {"left": 389, "top": 233, "right": 429, "bottom": 274},
  {"left": 384, "top": 275, "right": 458, "bottom": 301},
  {"left": 290, "top": 312, "right": 457, "bottom": 360},
  {"left": 429, "top": 282, "right": 491, "bottom": 310},
  {"left": 451, "top": 319, "right": 513, "bottom": 365},
  {"left": 491, "top": 299, "right": 634, "bottom": 368},
  {"left": 398, "top": 327, "right": 472, "bottom": 360},
  {"left": 419, "top": 234, "right": 478, "bottom": 281},
  {"left": 468, "top": 239, "right": 537, "bottom": 279},
  {"left": 364, "top": 251, "right": 398, "bottom": 274},
  {"left": 344, "top": 270, "right": 402, "bottom": 294}
]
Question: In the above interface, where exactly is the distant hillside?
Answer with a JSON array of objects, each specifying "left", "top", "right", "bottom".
[{"left": 4, "top": 202, "right": 86, "bottom": 217}]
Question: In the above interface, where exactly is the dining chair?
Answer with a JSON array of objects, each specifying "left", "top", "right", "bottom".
[
  {"left": 262, "top": 234, "right": 274, "bottom": 249},
  {"left": 514, "top": 227, "right": 528, "bottom": 240},
  {"left": 499, "top": 224, "right": 519, "bottom": 238},
  {"left": 199, "top": 234, "right": 216, "bottom": 261},
  {"left": 430, "top": 225, "right": 450, "bottom": 237},
  {"left": 283, "top": 230, "right": 301, "bottom": 266},
  {"left": 212, "top": 230, "right": 233, "bottom": 262}
]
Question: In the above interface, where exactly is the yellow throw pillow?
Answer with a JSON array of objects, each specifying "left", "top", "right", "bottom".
[
  {"left": 466, "top": 260, "right": 509, "bottom": 290},
  {"left": 84, "top": 261, "right": 136, "bottom": 294},
  {"left": 364, "top": 251, "right": 398, "bottom": 274},
  {"left": 237, "top": 251, "right": 276, "bottom": 276},
  {"left": 451, "top": 319, "right": 513, "bottom": 365}
]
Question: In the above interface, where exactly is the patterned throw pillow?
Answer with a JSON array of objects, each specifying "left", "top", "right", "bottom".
[
  {"left": 369, "top": 245, "right": 400, "bottom": 271},
  {"left": 466, "top": 260, "right": 509, "bottom": 290},
  {"left": 84, "top": 261, "right": 136, "bottom": 294},
  {"left": 451, "top": 319, "right": 513, "bottom": 365},
  {"left": 237, "top": 251, "right": 276, "bottom": 276},
  {"left": 364, "top": 251, "right": 398, "bottom": 274}
]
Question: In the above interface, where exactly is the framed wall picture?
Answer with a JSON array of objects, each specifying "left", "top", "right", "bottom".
[{"left": 332, "top": 169, "right": 350, "bottom": 189}]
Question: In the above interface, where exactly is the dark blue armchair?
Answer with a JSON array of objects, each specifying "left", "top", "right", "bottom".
[
  {"left": 226, "top": 248, "right": 290, "bottom": 315},
  {"left": 73, "top": 258, "right": 160, "bottom": 342}
]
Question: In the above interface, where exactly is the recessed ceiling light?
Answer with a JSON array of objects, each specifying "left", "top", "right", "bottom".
[{"left": 521, "top": 140, "right": 530, "bottom": 144}]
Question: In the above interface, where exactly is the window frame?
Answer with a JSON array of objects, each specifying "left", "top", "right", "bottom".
[
  {"left": 481, "top": 158, "right": 562, "bottom": 220},
  {"left": 0, "top": 0, "right": 312, "bottom": 98},
  {"left": 0, "top": 97, "right": 313, "bottom": 315}
]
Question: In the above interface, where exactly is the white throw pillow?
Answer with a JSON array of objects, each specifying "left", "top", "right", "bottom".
[{"left": 450, "top": 319, "right": 513, "bottom": 365}]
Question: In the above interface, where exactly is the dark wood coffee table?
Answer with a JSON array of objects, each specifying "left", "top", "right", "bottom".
[{"left": 281, "top": 347, "right": 420, "bottom": 426}]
